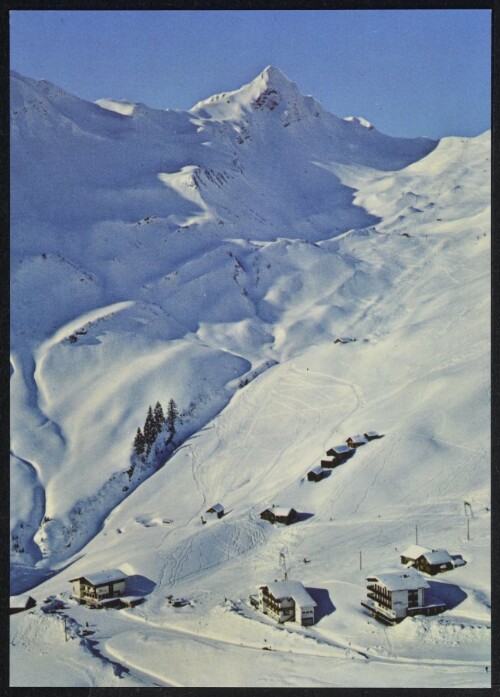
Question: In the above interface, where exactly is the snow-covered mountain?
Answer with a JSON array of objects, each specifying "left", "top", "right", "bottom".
[{"left": 10, "top": 66, "right": 490, "bottom": 687}]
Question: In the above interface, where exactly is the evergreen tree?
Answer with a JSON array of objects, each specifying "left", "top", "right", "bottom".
[
  {"left": 153, "top": 401, "right": 165, "bottom": 431},
  {"left": 166, "top": 398, "right": 178, "bottom": 438},
  {"left": 133, "top": 427, "right": 146, "bottom": 455},
  {"left": 143, "top": 405, "right": 157, "bottom": 451}
]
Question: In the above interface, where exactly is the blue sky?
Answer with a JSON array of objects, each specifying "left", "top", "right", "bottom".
[{"left": 10, "top": 9, "right": 491, "bottom": 139}]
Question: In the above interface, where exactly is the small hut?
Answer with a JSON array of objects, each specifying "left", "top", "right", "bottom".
[
  {"left": 364, "top": 431, "right": 383, "bottom": 441},
  {"left": 307, "top": 466, "right": 328, "bottom": 482},
  {"left": 10, "top": 595, "right": 36, "bottom": 615},
  {"left": 326, "top": 444, "right": 354, "bottom": 460},
  {"left": 346, "top": 434, "right": 368, "bottom": 448},
  {"left": 320, "top": 458, "right": 341, "bottom": 469},
  {"left": 206, "top": 503, "right": 225, "bottom": 519},
  {"left": 260, "top": 507, "right": 297, "bottom": 525}
]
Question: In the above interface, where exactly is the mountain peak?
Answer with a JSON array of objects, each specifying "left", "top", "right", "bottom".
[
  {"left": 258, "top": 65, "right": 293, "bottom": 88},
  {"left": 190, "top": 65, "right": 319, "bottom": 123}
]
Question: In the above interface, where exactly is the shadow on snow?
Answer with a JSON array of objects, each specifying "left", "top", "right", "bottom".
[
  {"left": 427, "top": 580, "right": 467, "bottom": 610},
  {"left": 305, "top": 586, "right": 336, "bottom": 621}
]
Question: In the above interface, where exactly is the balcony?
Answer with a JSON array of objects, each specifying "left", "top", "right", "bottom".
[
  {"left": 361, "top": 600, "right": 397, "bottom": 624},
  {"left": 366, "top": 588, "right": 391, "bottom": 608}
]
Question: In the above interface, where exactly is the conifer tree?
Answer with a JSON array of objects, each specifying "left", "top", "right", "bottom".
[
  {"left": 153, "top": 401, "right": 165, "bottom": 431},
  {"left": 133, "top": 427, "right": 146, "bottom": 455},
  {"left": 166, "top": 398, "right": 178, "bottom": 438},
  {"left": 143, "top": 405, "right": 157, "bottom": 451}
]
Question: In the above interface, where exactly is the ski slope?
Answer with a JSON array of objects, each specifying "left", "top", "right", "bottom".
[{"left": 10, "top": 66, "right": 490, "bottom": 687}]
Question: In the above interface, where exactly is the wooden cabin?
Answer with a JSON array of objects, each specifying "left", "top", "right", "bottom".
[
  {"left": 10, "top": 595, "right": 36, "bottom": 615},
  {"left": 258, "top": 580, "right": 316, "bottom": 626},
  {"left": 260, "top": 507, "right": 297, "bottom": 525},
  {"left": 400, "top": 544, "right": 432, "bottom": 565},
  {"left": 361, "top": 568, "right": 446, "bottom": 624},
  {"left": 364, "top": 431, "right": 383, "bottom": 441},
  {"left": 69, "top": 569, "right": 127, "bottom": 608},
  {"left": 307, "top": 466, "right": 328, "bottom": 482},
  {"left": 320, "top": 458, "right": 341, "bottom": 469},
  {"left": 326, "top": 444, "right": 354, "bottom": 460},
  {"left": 417, "top": 549, "right": 455, "bottom": 575},
  {"left": 206, "top": 503, "right": 225, "bottom": 519},
  {"left": 416, "top": 549, "right": 455, "bottom": 575},
  {"left": 400, "top": 545, "right": 455, "bottom": 575},
  {"left": 346, "top": 434, "right": 368, "bottom": 448}
]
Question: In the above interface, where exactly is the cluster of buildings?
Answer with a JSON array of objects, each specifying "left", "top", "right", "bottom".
[
  {"left": 250, "top": 541, "right": 463, "bottom": 629},
  {"left": 13, "top": 420, "right": 464, "bottom": 636},
  {"left": 308, "top": 431, "right": 382, "bottom": 482},
  {"left": 360, "top": 543, "right": 463, "bottom": 625}
]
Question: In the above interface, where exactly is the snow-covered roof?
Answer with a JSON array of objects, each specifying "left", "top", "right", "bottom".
[
  {"left": 273, "top": 507, "right": 295, "bottom": 517},
  {"left": 10, "top": 594, "right": 34, "bottom": 609},
  {"left": 69, "top": 568, "right": 127, "bottom": 586},
  {"left": 422, "top": 549, "right": 453, "bottom": 565},
  {"left": 329, "top": 444, "right": 352, "bottom": 455},
  {"left": 347, "top": 434, "right": 367, "bottom": 444},
  {"left": 207, "top": 503, "right": 224, "bottom": 513},
  {"left": 400, "top": 544, "right": 432, "bottom": 560},
  {"left": 364, "top": 431, "right": 380, "bottom": 438},
  {"left": 309, "top": 465, "right": 325, "bottom": 475},
  {"left": 367, "top": 568, "right": 429, "bottom": 592},
  {"left": 262, "top": 580, "right": 316, "bottom": 608}
]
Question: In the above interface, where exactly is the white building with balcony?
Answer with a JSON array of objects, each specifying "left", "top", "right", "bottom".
[
  {"left": 258, "top": 580, "right": 316, "bottom": 626},
  {"left": 361, "top": 567, "right": 446, "bottom": 624}
]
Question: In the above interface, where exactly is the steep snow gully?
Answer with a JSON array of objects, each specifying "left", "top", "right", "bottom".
[{"left": 10, "top": 67, "right": 490, "bottom": 687}]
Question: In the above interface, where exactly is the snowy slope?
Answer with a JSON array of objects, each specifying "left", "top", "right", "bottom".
[{"left": 10, "top": 67, "right": 490, "bottom": 687}]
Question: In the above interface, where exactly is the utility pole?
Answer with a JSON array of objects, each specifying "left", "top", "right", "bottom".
[
  {"left": 464, "top": 501, "right": 473, "bottom": 518},
  {"left": 359, "top": 550, "right": 363, "bottom": 571},
  {"left": 63, "top": 616, "right": 68, "bottom": 642},
  {"left": 415, "top": 524, "right": 418, "bottom": 545},
  {"left": 467, "top": 518, "right": 470, "bottom": 541},
  {"left": 279, "top": 550, "right": 289, "bottom": 582}
]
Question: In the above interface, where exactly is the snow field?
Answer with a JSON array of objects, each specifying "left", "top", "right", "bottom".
[{"left": 10, "top": 66, "right": 490, "bottom": 686}]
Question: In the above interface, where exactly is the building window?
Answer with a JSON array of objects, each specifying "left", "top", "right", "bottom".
[{"left": 408, "top": 590, "right": 419, "bottom": 608}]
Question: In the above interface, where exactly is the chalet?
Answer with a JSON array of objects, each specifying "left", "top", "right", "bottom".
[
  {"left": 320, "top": 458, "right": 342, "bottom": 469},
  {"left": 258, "top": 580, "right": 317, "bottom": 626},
  {"left": 10, "top": 594, "right": 36, "bottom": 615},
  {"left": 307, "top": 466, "right": 328, "bottom": 482},
  {"left": 361, "top": 568, "right": 446, "bottom": 624},
  {"left": 69, "top": 568, "right": 127, "bottom": 608},
  {"left": 326, "top": 444, "right": 354, "bottom": 460},
  {"left": 364, "top": 431, "right": 383, "bottom": 441},
  {"left": 260, "top": 507, "right": 297, "bottom": 525},
  {"left": 418, "top": 549, "right": 455, "bottom": 575},
  {"left": 346, "top": 434, "right": 368, "bottom": 448},
  {"left": 206, "top": 503, "right": 225, "bottom": 519},
  {"left": 400, "top": 544, "right": 432, "bottom": 565},
  {"left": 400, "top": 545, "right": 455, "bottom": 574}
]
